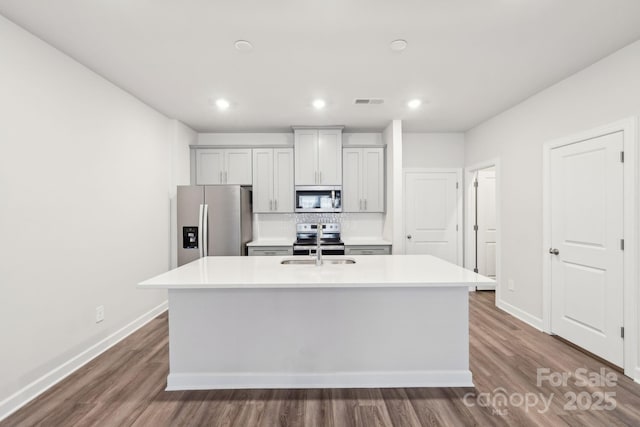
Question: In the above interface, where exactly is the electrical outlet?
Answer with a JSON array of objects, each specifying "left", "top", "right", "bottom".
[
  {"left": 96, "top": 305, "right": 105, "bottom": 323},
  {"left": 508, "top": 279, "right": 515, "bottom": 291}
]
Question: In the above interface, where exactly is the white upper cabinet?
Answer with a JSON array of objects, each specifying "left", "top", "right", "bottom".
[
  {"left": 342, "top": 147, "right": 384, "bottom": 212},
  {"left": 294, "top": 128, "right": 342, "bottom": 185},
  {"left": 252, "top": 148, "right": 294, "bottom": 213},
  {"left": 195, "top": 148, "right": 252, "bottom": 185}
]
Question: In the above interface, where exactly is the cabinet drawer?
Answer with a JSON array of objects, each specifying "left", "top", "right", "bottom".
[
  {"left": 345, "top": 245, "right": 391, "bottom": 255},
  {"left": 248, "top": 246, "right": 293, "bottom": 256}
]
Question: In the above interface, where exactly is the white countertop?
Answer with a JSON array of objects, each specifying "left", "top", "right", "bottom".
[
  {"left": 342, "top": 238, "right": 392, "bottom": 246},
  {"left": 138, "top": 255, "right": 493, "bottom": 289},
  {"left": 246, "top": 239, "right": 294, "bottom": 247}
]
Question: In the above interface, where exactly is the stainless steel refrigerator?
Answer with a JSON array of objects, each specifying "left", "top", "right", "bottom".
[{"left": 177, "top": 185, "right": 252, "bottom": 266}]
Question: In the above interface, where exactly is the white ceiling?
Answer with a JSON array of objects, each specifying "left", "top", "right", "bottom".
[{"left": 2, "top": 1, "right": 640, "bottom": 133}]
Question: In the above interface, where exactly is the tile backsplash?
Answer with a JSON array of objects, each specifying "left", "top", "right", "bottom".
[{"left": 253, "top": 213, "right": 384, "bottom": 241}]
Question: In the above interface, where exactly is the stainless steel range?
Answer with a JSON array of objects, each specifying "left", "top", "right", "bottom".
[{"left": 293, "top": 223, "right": 345, "bottom": 256}]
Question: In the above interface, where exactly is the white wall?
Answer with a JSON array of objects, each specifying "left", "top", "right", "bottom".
[
  {"left": 0, "top": 15, "right": 192, "bottom": 418},
  {"left": 198, "top": 133, "right": 293, "bottom": 146},
  {"left": 382, "top": 120, "right": 404, "bottom": 252},
  {"left": 465, "top": 40, "right": 640, "bottom": 327},
  {"left": 402, "top": 133, "right": 465, "bottom": 168}
]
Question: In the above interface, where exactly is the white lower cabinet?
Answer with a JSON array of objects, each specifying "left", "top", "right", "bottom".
[
  {"left": 252, "top": 148, "right": 294, "bottom": 213},
  {"left": 345, "top": 245, "right": 391, "bottom": 255},
  {"left": 342, "top": 147, "right": 384, "bottom": 212},
  {"left": 248, "top": 246, "right": 293, "bottom": 256}
]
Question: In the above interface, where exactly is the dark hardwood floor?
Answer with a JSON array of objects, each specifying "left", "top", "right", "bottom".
[{"left": 3, "top": 291, "right": 640, "bottom": 426}]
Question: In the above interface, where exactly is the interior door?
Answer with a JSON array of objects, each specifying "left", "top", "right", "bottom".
[
  {"left": 404, "top": 171, "right": 460, "bottom": 264},
  {"left": 476, "top": 168, "right": 497, "bottom": 278},
  {"left": 550, "top": 132, "right": 624, "bottom": 366}
]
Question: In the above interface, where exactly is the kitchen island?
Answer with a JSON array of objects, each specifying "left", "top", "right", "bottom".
[{"left": 138, "top": 255, "right": 492, "bottom": 390}]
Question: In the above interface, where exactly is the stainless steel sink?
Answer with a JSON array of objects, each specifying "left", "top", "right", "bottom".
[{"left": 280, "top": 258, "right": 356, "bottom": 265}]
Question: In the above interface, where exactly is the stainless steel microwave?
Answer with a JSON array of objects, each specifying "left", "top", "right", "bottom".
[{"left": 294, "top": 186, "right": 342, "bottom": 213}]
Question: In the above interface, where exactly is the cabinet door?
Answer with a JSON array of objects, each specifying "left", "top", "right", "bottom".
[
  {"left": 318, "top": 129, "right": 342, "bottom": 185},
  {"left": 252, "top": 149, "right": 274, "bottom": 212},
  {"left": 342, "top": 148, "right": 362, "bottom": 212},
  {"left": 273, "top": 148, "right": 294, "bottom": 212},
  {"left": 362, "top": 148, "right": 384, "bottom": 212},
  {"left": 225, "top": 149, "right": 252, "bottom": 185},
  {"left": 196, "top": 149, "right": 224, "bottom": 185},
  {"left": 294, "top": 130, "right": 318, "bottom": 185}
]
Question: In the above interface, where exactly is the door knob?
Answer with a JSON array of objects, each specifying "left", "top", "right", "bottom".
[
  {"left": 549, "top": 248, "right": 559, "bottom": 255},
  {"left": 407, "top": 235, "right": 412, "bottom": 240}
]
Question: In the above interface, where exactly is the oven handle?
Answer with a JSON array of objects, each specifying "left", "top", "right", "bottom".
[{"left": 294, "top": 245, "right": 345, "bottom": 251}]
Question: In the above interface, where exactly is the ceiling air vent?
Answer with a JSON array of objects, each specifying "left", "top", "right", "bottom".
[{"left": 354, "top": 98, "right": 384, "bottom": 105}]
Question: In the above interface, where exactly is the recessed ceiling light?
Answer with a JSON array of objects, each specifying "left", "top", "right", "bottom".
[
  {"left": 234, "top": 40, "right": 253, "bottom": 51},
  {"left": 312, "top": 99, "right": 326, "bottom": 110},
  {"left": 390, "top": 39, "right": 408, "bottom": 52},
  {"left": 408, "top": 99, "right": 422, "bottom": 109},
  {"left": 215, "top": 99, "right": 230, "bottom": 110}
]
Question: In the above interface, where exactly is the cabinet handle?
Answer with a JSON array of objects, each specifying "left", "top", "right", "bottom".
[
  {"left": 364, "top": 199, "right": 367, "bottom": 210},
  {"left": 219, "top": 171, "right": 223, "bottom": 183},
  {"left": 224, "top": 171, "right": 228, "bottom": 183},
  {"left": 269, "top": 200, "right": 273, "bottom": 211},
  {"left": 274, "top": 199, "right": 278, "bottom": 211},
  {"left": 359, "top": 199, "right": 363, "bottom": 210}
]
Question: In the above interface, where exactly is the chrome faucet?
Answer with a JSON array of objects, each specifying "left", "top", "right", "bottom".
[{"left": 316, "top": 223, "right": 323, "bottom": 266}]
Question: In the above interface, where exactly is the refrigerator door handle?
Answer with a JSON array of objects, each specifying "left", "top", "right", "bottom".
[
  {"left": 198, "top": 204, "right": 204, "bottom": 258},
  {"left": 203, "top": 204, "right": 209, "bottom": 257}
]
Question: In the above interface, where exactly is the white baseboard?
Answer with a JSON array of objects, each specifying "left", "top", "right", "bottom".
[
  {"left": 635, "top": 368, "right": 640, "bottom": 384},
  {"left": 166, "top": 370, "right": 474, "bottom": 390},
  {"left": 0, "top": 301, "right": 168, "bottom": 422},
  {"left": 496, "top": 298, "right": 544, "bottom": 331}
]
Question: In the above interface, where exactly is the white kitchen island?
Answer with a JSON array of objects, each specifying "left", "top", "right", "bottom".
[{"left": 138, "top": 254, "right": 493, "bottom": 390}]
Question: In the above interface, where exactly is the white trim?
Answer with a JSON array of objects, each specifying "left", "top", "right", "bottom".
[
  {"left": 167, "top": 370, "right": 474, "bottom": 390},
  {"left": 542, "top": 117, "right": 638, "bottom": 379},
  {"left": 464, "top": 159, "right": 501, "bottom": 297},
  {"left": 496, "top": 299, "right": 544, "bottom": 331},
  {"left": 403, "top": 168, "right": 464, "bottom": 266},
  {"left": 0, "top": 301, "right": 168, "bottom": 422}
]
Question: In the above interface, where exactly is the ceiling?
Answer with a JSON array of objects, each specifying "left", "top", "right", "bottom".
[{"left": 2, "top": 1, "right": 640, "bottom": 133}]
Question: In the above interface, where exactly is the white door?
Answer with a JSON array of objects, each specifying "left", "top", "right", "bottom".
[
  {"left": 196, "top": 149, "right": 224, "bottom": 185},
  {"left": 318, "top": 129, "right": 342, "bottom": 185},
  {"left": 342, "top": 148, "right": 362, "bottom": 212},
  {"left": 362, "top": 148, "right": 384, "bottom": 212},
  {"left": 476, "top": 168, "right": 497, "bottom": 278},
  {"left": 224, "top": 149, "right": 252, "bottom": 185},
  {"left": 550, "top": 132, "right": 624, "bottom": 366},
  {"left": 252, "top": 149, "right": 273, "bottom": 212},
  {"left": 294, "top": 129, "right": 318, "bottom": 185},
  {"left": 273, "top": 148, "right": 294, "bottom": 212},
  {"left": 404, "top": 171, "right": 460, "bottom": 264}
]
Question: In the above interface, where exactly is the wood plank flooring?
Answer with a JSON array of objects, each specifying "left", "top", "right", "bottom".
[{"left": 3, "top": 291, "right": 640, "bottom": 426}]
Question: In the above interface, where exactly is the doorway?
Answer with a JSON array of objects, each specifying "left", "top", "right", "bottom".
[
  {"left": 403, "top": 169, "right": 463, "bottom": 265},
  {"left": 465, "top": 161, "right": 500, "bottom": 292},
  {"left": 542, "top": 118, "right": 637, "bottom": 376}
]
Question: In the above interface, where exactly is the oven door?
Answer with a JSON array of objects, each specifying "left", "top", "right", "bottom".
[{"left": 293, "top": 245, "right": 345, "bottom": 256}]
